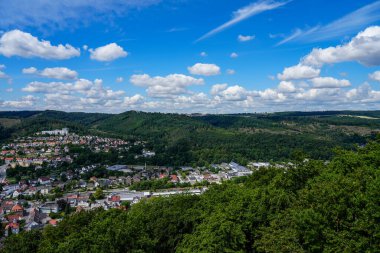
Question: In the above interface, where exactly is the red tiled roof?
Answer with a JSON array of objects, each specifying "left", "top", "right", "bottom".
[
  {"left": 110, "top": 195, "right": 121, "bottom": 202},
  {"left": 6, "top": 222, "right": 19, "bottom": 229},
  {"left": 6, "top": 214, "right": 22, "bottom": 221},
  {"left": 49, "top": 219, "right": 58, "bottom": 225},
  {"left": 11, "top": 204, "right": 24, "bottom": 212},
  {"left": 66, "top": 194, "right": 78, "bottom": 199}
]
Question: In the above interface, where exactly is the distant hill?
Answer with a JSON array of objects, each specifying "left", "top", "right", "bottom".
[{"left": 1, "top": 110, "right": 380, "bottom": 165}]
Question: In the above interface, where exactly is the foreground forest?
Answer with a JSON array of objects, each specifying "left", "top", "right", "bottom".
[
  {"left": 3, "top": 139, "right": 380, "bottom": 252},
  {"left": 1, "top": 110, "right": 379, "bottom": 165}
]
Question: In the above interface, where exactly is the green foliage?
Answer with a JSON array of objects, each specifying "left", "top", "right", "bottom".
[{"left": 93, "top": 188, "right": 104, "bottom": 200}]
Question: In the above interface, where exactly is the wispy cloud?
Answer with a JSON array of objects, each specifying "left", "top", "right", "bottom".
[
  {"left": 195, "top": 0, "right": 291, "bottom": 43},
  {"left": 278, "top": 0, "right": 380, "bottom": 45},
  {"left": 166, "top": 27, "right": 188, "bottom": 33},
  {"left": 0, "top": 0, "right": 160, "bottom": 30}
]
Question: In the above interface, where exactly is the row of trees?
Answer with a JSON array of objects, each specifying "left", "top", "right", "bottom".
[{"left": 3, "top": 139, "right": 380, "bottom": 252}]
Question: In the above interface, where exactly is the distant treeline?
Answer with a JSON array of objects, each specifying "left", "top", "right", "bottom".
[{"left": 0, "top": 110, "right": 379, "bottom": 165}]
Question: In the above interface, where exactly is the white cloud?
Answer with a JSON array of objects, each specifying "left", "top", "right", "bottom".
[
  {"left": 227, "top": 69, "right": 236, "bottom": 75},
  {"left": 22, "top": 67, "right": 78, "bottom": 80},
  {"left": 0, "top": 30, "right": 80, "bottom": 59},
  {"left": 130, "top": 73, "right": 204, "bottom": 97},
  {"left": 116, "top": 77, "right": 124, "bottom": 83},
  {"left": 42, "top": 67, "right": 78, "bottom": 80},
  {"left": 18, "top": 78, "right": 142, "bottom": 112},
  {"left": 278, "top": 81, "right": 296, "bottom": 92},
  {"left": 90, "top": 43, "right": 128, "bottom": 62},
  {"left": 200, "top": 52, "right": 207, "bottom": 57},
  {"left": 230, "top": 52, "right": 239, "bottom": 58},
  {"left": 259, "top": 88, "right": 286, "bottom": 101},
  {"left": 123, "top": 94, "right": 144, "bottom": 106},
  {"left": 279, "top": 1, "right": 380, "bottom": 45},
  {"left": 188, "top": 63, "right": 221, "bottom": 76},
  {"left": 295, "top": 88, "right": 341, "bottom": 101},
  {"left": 218, "top": 85, "right": 249, "bottom": 101},
  {"left": 196, "top": 0, "right": 290, "bottom": 42},
  {"left": 22, "top": 67, "right": 37, "bottom": 74},
  {"left": 278, "top": 64, "right": 320, "bottom": 80},
  {"left": 369, "top": 70, "right": 380, "bottom": 82},
  {"left": 238, "top": 34, "right": 255, "bottom": 42},
  {"left": 345, "top": 83, "right": 380, "bottom": 102},
  {"left": 311, "top": 77, "right": 351, "bottom": 89},
  {"left": 83, "top": 45, "right": 88, "bottom": 51},
  {"left": 22, "top": 79, "right": 91, "bottom": 94},
  {"left": 10, "top": 77, "right": 380, "bottom": 113},
  {"left": 302, "top": 26, "right": 380, "bottom": 67},
  {"left": 1, "top": 95, "right": 38, "bottom": 108},
  {"left": 210, "top": 83, "right": 228, "bottom": 96}
]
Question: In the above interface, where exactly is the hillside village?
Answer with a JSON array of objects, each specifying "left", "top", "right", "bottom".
[{"left": 0, "top": 128, "right": 261, "bottom": 238}]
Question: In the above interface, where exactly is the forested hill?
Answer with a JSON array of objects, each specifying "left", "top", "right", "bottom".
[
  {"left": 1, "top": 110, "right": 380, "bottom": 165},
  {"left": 3, "top": 139, "right": 380, "bottom": 252}
]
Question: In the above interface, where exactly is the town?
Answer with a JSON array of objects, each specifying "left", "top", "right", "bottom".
[{"left": 0, "top": 128, "right": 264, "bottom": 237}]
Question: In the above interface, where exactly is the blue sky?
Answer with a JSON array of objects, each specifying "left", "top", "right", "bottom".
[{"left": 1, "top": 0, "right": 380, "bottom": 113}]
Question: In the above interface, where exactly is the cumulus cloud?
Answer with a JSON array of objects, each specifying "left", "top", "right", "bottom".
[
  {"left": 210, "top": 83, "right": 228, "bottom": 96},
  {"left": 1, "top": 95, "right": 38, "bottom": 108},
  {"left": 0, "top": 30, "right": 80, "bottom": 59},
  {"left": 369, "top": 70, "right": 380, "bottom": 82},
  {"left": 345, "top": 83, "right": 380, "bottom": 102},
  {"left": 238, "top": 34, "right": 255, "bottom": 42},
  {"left": 295, "top": 88, "right": 341, "bottom": 101},
  {"left": 22, "top": 79, "right": 92, "bottom": 93},
  {"left": 278, "top": 81, "right": 296, "bottom": 92},
  {"left": 130, "top": 73, "right": 204, "bottom": 97},
  {"left": 90, "top": 43, "right": 128, "bottom": 62},
  {"left": 230, "top": 52, "right": 239, "bottom": 58},
  {"left": 259, "top": 89, "right": 286, "bottom": 101},
  {"left": 213, "top": 85, "right": 249, "bottom": 101},
  {"left": 10, "top": 77, "right": 380, "bottom": 113},
  {"left": 18, "top": 77, "right": 143, "bottom": 112},
  {"left": 278, "top": 64, "right": 320, "bottom": 81},
  {"left": 311, "top": 77, "right": 351, "bottom": 89},
  {"left": 23, "top": 67, "right": 78, "bottom": 80},
  {"left": 22, "top": 67, "right": 37, "bottom": 74},
  {"left": 40, "top": 67, "right": 78, "bottom": 80},
  {"left": 188, "top": 63, "right": 221, "bottom": 76},
  {"left": 302, "top": 26, "right": 380, "bottom": 67},
  {"left": 123, "top": 94, "right": 144, "bottom": 106}
]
